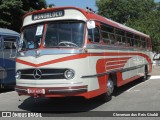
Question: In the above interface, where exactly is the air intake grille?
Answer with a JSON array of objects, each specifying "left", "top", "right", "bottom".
[{"left": 18, "top": 69, "right": 67, "bottom": 80}]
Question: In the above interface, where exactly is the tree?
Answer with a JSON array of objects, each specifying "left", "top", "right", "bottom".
[
  {"left": 127, "top": 11, "right": 160, "bottom": 52},
  {"left": 48, "top": 4, "right": 55, "bottom": 8},
  {"left": 96, "top": 0, "right": 160, "bottom": 51},
  {"left": 0, "top": 0, "right": 47, "bottom": 32},
  {"left": 96, "top": 0, "right": 155, "bottom": 24}
]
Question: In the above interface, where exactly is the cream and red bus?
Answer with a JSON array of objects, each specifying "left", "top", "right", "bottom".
[{"left": 15, "top": 6, "right": 152, "bottom": 102}]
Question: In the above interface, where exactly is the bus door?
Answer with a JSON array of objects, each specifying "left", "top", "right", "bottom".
[
  {"left": 0, "top": 36, "right": 4, "bottom": 88},
  {"left": 2, "top": 35, "right": 17, "bottom": 87}
]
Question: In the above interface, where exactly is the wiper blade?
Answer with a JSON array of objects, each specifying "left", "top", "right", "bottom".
[{"left": 47, "top": 46, "right": 79, "bottom": 48}]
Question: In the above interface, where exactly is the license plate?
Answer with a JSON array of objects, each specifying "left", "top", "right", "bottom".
[{"left": 27, "top": 88, "right": 45, "bottom": 94}]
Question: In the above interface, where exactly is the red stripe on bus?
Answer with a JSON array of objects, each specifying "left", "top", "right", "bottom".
[
  {"left": 106, "top": 64, "right": 125, "bottom": 70},
  {"left": 16, "top": 54, "right": 88, "bottom": 67},
  {"left": 16, "top": 59, "right": 37, "bottom": 67},
  {"left": 16, "top": 52, "right": 151, "bottom": 68}
]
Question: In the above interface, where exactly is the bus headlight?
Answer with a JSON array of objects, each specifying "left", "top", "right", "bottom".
[
  {"left": 15, "top": 71, "right": 21, "bottom": 80},
  {"left": 64, "top": 69, "right": 75, "bottom": 79}
]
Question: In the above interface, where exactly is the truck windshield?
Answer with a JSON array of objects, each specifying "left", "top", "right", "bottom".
[{"left": 20, "top": 21, "right": 85, "bottom": 50}]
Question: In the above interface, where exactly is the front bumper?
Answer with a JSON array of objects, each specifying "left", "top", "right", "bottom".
[{"left": 15, "top": 85, "right": 88, "bottom": 98}]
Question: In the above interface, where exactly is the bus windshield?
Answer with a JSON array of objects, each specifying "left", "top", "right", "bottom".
[
  {"left": 20, "top": 21, "right": 85, "bottom": 50},
  {"left": 20, "top": 24, "right": 44, "bottom": 50},
  {"left": 45, "top": 21, "right": 85, "bottom": 48}
]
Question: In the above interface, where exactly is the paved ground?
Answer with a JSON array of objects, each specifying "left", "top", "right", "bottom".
[
  {"left": 0, "top": 65, "right": 160, "bottom": 119},
  {"left": 152, "top": 65, "right": 160, "bottom": 75}
]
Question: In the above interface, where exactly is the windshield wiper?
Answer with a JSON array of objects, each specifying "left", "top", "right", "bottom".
[{"left": 47, "top": 46, "right": 79, "bottom": 48}]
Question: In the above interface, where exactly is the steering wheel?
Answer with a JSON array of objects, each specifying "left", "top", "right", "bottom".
[{"left": 58, "top": 41, "right": 78, "bottom": 47}]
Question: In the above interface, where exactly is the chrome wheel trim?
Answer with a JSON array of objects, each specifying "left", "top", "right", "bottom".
[{"left": 107, "top": 79, "right": 114, "bottom": 96}]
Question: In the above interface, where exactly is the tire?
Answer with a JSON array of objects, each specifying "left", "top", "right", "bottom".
[
  {"left": 99, "top": 78, "right": 114, "bottom": 102},
  {"left": 142, "top": 66, "right": 148, "bottom": 82}
]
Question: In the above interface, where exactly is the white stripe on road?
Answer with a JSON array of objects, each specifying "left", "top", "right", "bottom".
[
  {"left": 150, "top": 76, "right": 160, "bottom": 79},
  {"left": 126, "top": 81, "right": 145, "bottom": 92},
  {"left": 126, "top": 76, "right": 159, "bottom": 92}
]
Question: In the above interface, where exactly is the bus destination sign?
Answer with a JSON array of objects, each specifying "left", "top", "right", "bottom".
[{"left": 32, "top": 10, "right": 64, "bottom": 21}]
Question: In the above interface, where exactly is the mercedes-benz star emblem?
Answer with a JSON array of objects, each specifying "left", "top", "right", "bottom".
[
  {"left": 35, "top": 50, "right": 40, "bottom": 58},
  {"left": 33, "top": 69, "right": 42, "bottom": 79}
]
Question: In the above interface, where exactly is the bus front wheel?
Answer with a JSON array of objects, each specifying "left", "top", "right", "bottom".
[
  {"left": 99, "top": 78, "right": 114, "bottom": 102},
  {"left": 142, "top": 66, "right": 148, "bottom": 82}
]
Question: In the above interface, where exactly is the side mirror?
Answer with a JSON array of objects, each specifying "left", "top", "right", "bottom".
[{"left": 87, "top": 20, "right": 95, "bottom": 29}]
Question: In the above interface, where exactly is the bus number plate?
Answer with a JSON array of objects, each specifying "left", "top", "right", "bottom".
[{"left": 27, "top": 88, "right": 45, "bottom": 94}]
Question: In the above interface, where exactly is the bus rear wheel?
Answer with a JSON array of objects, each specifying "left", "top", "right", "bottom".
[{"left": 99, "top": 78, "right": 114, "bottom": 102}]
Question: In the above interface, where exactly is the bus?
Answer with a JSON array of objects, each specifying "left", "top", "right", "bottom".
[
  {"left": 15, "top": 6, "right": 152, "bottom": 102},
  {"left": 0, "top": 28, "right": 19, "bottom": 89}
]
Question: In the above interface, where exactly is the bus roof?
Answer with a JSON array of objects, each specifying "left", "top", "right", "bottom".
[
  {"left": 0, "top": 28, "right": 20, "bottom": 37},
  {"left": 23, "top": 6, "right": 150, "bottom": 38}
]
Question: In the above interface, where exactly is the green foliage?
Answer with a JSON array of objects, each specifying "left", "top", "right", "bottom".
[
  {"left": 96, "top": 0, "right": 155, "bottom": 24},
  {"left": 0, "top": 0, "right": 47, "bottom": 32},
  {"left": 127, "top": 11, "right": 160, "bottom": 52},
  {"left": 48, "top": 4, "right": 55, "bottom": 8},
  {"left": 96, "top": 0, "right": 160, "bottom": 51}
]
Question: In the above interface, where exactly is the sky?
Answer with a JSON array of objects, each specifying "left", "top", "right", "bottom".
[
  {"left": 46, "top": 0, "right": 160, "bottom": 12},
  {"left": 46, "top": 0, "right": 160, "bottom": 11},
  {"left": 46, "top": 0, "right": 98, "bottom": 11}
]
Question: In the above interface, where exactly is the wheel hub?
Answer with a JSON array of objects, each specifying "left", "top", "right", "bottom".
[{"left": 107, "top": 80, "right": 114, "bottom": 96}]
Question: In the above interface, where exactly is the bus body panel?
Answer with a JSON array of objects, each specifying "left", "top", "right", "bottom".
[
  {"left": 16, "top": 49, "right": 152, "bottom": 98},
  {"left": 0, "top": 28, "right": 19, "bottom": 89},
  {"left": 15, "top": 6, "right": 152, "bottom": 99},
  {"left": 23, "top": 9, "right": 87, "bottom": 27}
]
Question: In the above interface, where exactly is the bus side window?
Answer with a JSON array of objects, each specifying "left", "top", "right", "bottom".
[
  {"left": 126, "top": 32, "right": 134, "bottom": 47},
  {"left": 88, "top": 29, "right": 93, "bottom": 42},
  {"left": 88, "top": 27, "right": 101, "bottom": 43},
  {"left": 101, "top": 24, "right": 115, "bottom": 45},
  {"left": 4, "top": 41, "right": 16, "bottom": 49},
  {"left": 141, "top": 37, "right": 146, "bottom": 48},
  {"left": 147, "top": 39, "right": 150, "bottom": 49},
  {"left": 94, "top": 27, "right": 100, "bottom": 43},
  {"left": 102, "top": 31, "right": 110, "bottom": 44},
  {"left": 2, "top": 36, "right": 17, "bottom": 50},
  {"left": 115, "top": 29, "right": 125, "bottom": 46},
  {"left": 135, "top": 35, "right": 140, "bottom": 47},
  {"left": 4, "top": 41, "right": 11, "bottom": 49}
]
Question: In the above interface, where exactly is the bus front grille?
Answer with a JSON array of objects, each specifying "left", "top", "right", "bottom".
[{"left": 17, "top": 69, "right": 67, "bottom": 80}]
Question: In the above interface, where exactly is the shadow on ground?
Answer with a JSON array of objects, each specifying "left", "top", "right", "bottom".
[
  {"left": 113, "top": 76, "right": 151, "bottom": 96},
  {"left": 18, "top": 76, "right": 150, "bottom": 113},
  {"left": 0, "top": 88, "right": 14, "bottom": 94}
]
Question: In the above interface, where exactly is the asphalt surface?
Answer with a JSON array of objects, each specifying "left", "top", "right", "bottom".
[{"left": 0, "top": 65, "right": 160, "bottom": 119}]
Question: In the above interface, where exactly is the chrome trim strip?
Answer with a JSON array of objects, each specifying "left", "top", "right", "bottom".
[
  {"left": 17, "top": 68, "right": 68, "bottom": 71},
  {"left": 16, "top": 82, "right": 83, "bottom": 85},
  {"left": 15, "top": 88, "right": 27, "bottom": 92},
  {"left": 48, "top": 88, "right": 87, "bottom": 93},
  {"left": 86, "top": 44, "right": 150, "bottom": 52},
  {"left": 41, "top": 73, "right": 64, "bottom": 76},
  {"left": 81, "top": 64, "right": 147, "bottom": 78},
  {"left": 17, "top": 49, "right": 85, "bottom": 57},
  {"left": 21, "top": 73, "right": 64, "bottom": 76},
  {"left": 17, "top": 44, "right": 151, "bottom": 57}
]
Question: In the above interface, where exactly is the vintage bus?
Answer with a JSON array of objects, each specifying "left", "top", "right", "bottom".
[
  {"left": 0, "top": 28, "right": 19, "bottom": 89},
  {"left": 15, "top": 7, "right": 152, "bottom": 101}
]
